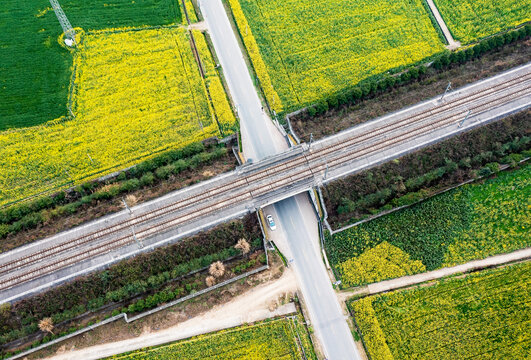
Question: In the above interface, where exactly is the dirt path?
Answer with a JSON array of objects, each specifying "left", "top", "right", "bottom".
[
  {"left": 425, "top": 0, "right": 461, "bottom": 49},
  {"left": 338, "top": 248, "right": 531, "bottom": 301},
  {"left": 43, "top": 269, "right": 297, "bottom": 360},
  {"left": 188, "top": 21, "right": 207, "bottom": 31}
]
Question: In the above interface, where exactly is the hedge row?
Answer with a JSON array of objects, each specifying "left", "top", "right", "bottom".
[
  {"left": 0, "top": 143, "right": 229, "bottom": 242},
  {"left": 125, "top": 254, "right": 266, "bottom": 315},
  {"left": 324, "top": 112, "right": 531, "bottom": 227},
  {"left": 0, "top": 253, "right": 268, "bottom": 360},
  {"left": 305, "top": 24, "right": 530, "bottom": 118},
  {"left": 0, "top": 215, "right": 262, "bottom": 348}
]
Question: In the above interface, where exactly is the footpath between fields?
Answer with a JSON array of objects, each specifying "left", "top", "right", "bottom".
[{"left": 338, "top": 247, "right": 531, "bottom": 300}]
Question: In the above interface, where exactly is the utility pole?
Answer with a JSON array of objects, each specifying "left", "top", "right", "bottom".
[
  {"left": 49, "top": 0, "right": 76, "bottom": 46},
  {"left": 308, "top": 133, "right": 313, "bottom": 151}
]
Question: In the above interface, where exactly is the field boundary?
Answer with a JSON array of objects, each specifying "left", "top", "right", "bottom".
[
  {"left": 367, "top": 249, "right": 531, "bottom": 295},
  {"left": 421, "top": 0, "right": 459, "bottom": 48},
  {"left": 342, "top": 249, "right": 531, "bottom": 299}
]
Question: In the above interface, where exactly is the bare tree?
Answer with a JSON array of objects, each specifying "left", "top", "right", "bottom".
[
  {"left": 209, "top": 261, "right": 225, "bottom": 278},
  {"left": 125, "top": 194, "right": 138, "bottom": 207},
  {"left": 39, "top": 318, "right": 54, "bottom": 334},
  {"left": 235, "top": 238, "right": 251, "bottom": 255},
  {"left": 205, "top": 275, "right": 216, "bottom": 287}
]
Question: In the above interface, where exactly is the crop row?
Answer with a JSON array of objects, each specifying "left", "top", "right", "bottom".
[
  {"left": 229, "top": 0, "right": 444, "bottom": 111},
  {"left": 434, "top": 0, "right": 530, "bottom": 44},
  {"left": 327, "top": 162, "right": 530, "bottom": 288},
  {"left": 106, "top": 315, "right": 316, "bottom": 359},
  {"left": 351, "top": 261, "right": 531, "bottom": 359}
]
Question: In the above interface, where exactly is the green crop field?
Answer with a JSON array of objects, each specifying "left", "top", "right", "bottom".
[
  {"left": 0, "top": 0, "right": 180, "bottom": 131},
  {"left": 229, "top": 0, "right": 445, "bottom": 112},
  {"left": 351, "top": 261, "right": 531, "bottom": 359},
  {"left": 434, "top": 0, "right": 530, "bottom": 44},
  {"left": 0, "top": 1, "right": 240, "bottom": 207},
  {"left": 105, "top": 316, "right": 316, "bottom": 359},
  {"left": 326, "top": 164, "right": 531, "bottom": 287}
]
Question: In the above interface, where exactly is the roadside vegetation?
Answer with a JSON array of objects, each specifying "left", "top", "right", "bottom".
[
  {"left": 104, "top": 315, "right": 316, "bottom": 360},
  {"left": 228, "top": 0, "right": 444, "bottom": 113},
  {"left": 326, "top": 163, "right": 530, "bottom": 288},
  {"left": 0, "top": 215, "right": 263, "bottom": 359},
  {"left": 26, "top": 251, "right": 288, "bottom": 360},
  {"left": 350, "top": 261, "right": 531, "bottom": 359},
  {"left": 433, "top": 0, "right": 530, "bottom": 44},
  {"left": 0, "top": 141, "right": 237, "bottom": 253},
  {"left": 292, "top": 27, "right": 530, "bottom": 141}
]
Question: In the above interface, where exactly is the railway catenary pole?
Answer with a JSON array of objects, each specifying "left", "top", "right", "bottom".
[{"left": 439, "top": 81, "right": 452, "bottom": 102}]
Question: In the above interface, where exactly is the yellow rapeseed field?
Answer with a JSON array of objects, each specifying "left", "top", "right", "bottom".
[
  {"left": 0, "top": 27, "right": 231, "bottom": 206},
  {"left": 229, "top": 0, "right": 445, "bottom": 111},
  {"left": 106, "top": 316, "right": 316, "bottom": 359},
  {"left": 352, "top": 262, "right": 531, "bottom": 359},
  {"left": 192, "top": 30, "right": 238, "bottom": 133},
  {"left": 434, "top": 0, "right": 530, "bottom": 43}
]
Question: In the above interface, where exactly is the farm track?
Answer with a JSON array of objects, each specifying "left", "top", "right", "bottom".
[{"left": 0, "top": 70, "right": 530, "bottom": 292}]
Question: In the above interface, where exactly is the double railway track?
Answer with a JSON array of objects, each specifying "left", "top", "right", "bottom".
[{"left": 1, "top": 69, "right": 529, "bottom": 293}]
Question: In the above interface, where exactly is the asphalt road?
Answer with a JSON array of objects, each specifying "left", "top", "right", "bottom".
[
  {"left": 199, "top": 0, "right": 286, "bottom": 161},
  {"left": 275, "top": 196, "right": 361, "bottom": 360},
  {"left": 200, "top": 1, "right": 362, "bottom": 357}
]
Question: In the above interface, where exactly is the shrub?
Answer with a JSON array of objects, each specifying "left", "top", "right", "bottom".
[
  {"left": 0, "top": 224, "right": 9, "bottom": 239},
  {"left": 235, "top": 238, "right": 251, "bottom": 254},
  {"left": 502, "top": 153, "right": 523, "bottom": 167},
  {"left": 478, "top": 166, "right": 493, "bottom": 177},
  {"left": 328, "top": 96, "right": 339, "bottom": 109},
  {"left": 205, "top": 276, "right": 216, "bottom": 287},
  {"left": 139, "top": 172, "right": 155, "bottom": 186},
  {"left": 155, "top": 165, "right": 172, "bottom": 180},
  {"left": 307, "top": 106, "right": 317, "bottom": 117},
  {"left": 351, "top": 87, "right": 363, "bottom": 100},
  {"left": 315, "top": 101, "right": 329, "bottom": 114},
  {"left": 409, "top": 67, "right": 420, "bottom": 79},
  {"left": 38, "top": 318, "right": 54, "bottom": 334},
  {"left": 485, "top": 162, "right": 500, "bottom": 173},
  {"left": 119, "top": 178, "right": 141, "bottom": 193}
]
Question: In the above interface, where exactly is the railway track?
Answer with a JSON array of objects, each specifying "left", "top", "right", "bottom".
[{"left": 1, "top": 70, "right": 529, "bottom": 292}]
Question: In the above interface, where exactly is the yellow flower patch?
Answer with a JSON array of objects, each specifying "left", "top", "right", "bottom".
[{"left": 338, "top": 242, "right": 425, "bottom": 287}]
